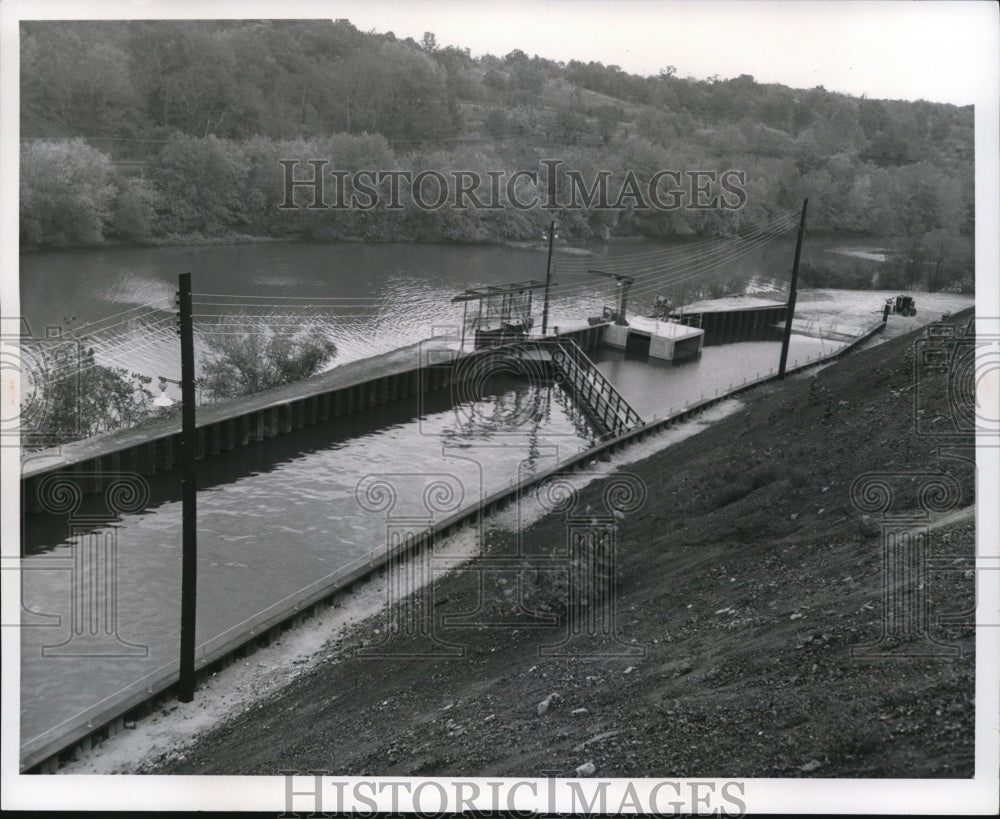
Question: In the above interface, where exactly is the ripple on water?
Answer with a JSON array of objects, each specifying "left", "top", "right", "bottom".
[{"left": 20, "top": 380, "right": 594, "bottom": 744}]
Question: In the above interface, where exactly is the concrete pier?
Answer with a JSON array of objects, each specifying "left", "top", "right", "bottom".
[{"left": 603, "top": 316, "right": 704, "bottom": 360}]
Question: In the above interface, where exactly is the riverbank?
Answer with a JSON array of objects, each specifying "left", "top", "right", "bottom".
[
  {"left": 19, "top": 229, "right": 908, "bottom": 255},
  {"left": 19, "top": 231, "right": 601, "bottom": 253},
  {"left": 60, "top": 310, "right": 979, "bottom": 778}
]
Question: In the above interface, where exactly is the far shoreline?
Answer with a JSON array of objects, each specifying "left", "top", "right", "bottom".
[{"left": 18, "top": 229, "right": 898, "bottom": 256}]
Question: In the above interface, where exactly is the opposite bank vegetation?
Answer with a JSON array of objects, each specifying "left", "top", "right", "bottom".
[{"left": 20, "top": 20, "right": 973, "bottom": 293}]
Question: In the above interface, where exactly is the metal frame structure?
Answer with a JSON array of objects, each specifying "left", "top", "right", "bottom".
[{"left": 452, "top": 280, "right": 547, "bottom": 348}]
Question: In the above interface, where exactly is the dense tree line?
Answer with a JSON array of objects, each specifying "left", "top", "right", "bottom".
[
  {"left": 20, "top": 19, "right": 974, "bottom": 290},
  {"left": 21, "top": 20, "right": 462, "bottom": 141}
]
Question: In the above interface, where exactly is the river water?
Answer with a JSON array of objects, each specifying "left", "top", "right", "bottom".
[
  {"left": 18, "top": 236, "right": 872, "bottom": 752},
  {"left": 18, "top": 235, "right": 874, "bottom": 383}
]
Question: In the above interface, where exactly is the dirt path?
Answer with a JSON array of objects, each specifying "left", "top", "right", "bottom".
[{"left": 794, "top": 289, "right": 973, "bottom": 341}]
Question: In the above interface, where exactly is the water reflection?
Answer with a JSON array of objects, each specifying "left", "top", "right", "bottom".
[
  {"left": 591, "top": 333, "right": 841, "bottom": 420},
  {"left": 19, "top": 378, "right": 597, "bottom": 742},
  {"left": 19, "top": 236, "right": 878, "bottom": 387}
]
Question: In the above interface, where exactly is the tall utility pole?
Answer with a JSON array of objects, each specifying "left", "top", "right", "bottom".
[
  {"left": 778, "top": 198, "right": 809, "bottom": 378},
  {"left": 177, "top": 272, "right": 198, "bottom": 702},
  {"left": 540, "top": 221, "right": 557, "bottom": 336}
]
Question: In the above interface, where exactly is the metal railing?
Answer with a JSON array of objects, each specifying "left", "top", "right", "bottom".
[{"left": 516, "top": 337, "right": 642, "bottom": 438}]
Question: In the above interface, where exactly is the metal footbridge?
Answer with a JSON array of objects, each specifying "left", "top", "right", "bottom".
[{"left": 514, "top": 337, "right": 643, "bottom": 439}]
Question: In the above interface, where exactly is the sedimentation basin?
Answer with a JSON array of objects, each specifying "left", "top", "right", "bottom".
[{"left": 18, "top": 318, "right": 884, "bottom": 772}]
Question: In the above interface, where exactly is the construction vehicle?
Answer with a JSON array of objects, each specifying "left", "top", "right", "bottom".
[{"left": 890, "top": 295, "right": 917, "bottom": 316}]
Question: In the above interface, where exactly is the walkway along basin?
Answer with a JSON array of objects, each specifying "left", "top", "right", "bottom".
[{"left": 21, "top": 324, "right": 609, "bottom": 509}]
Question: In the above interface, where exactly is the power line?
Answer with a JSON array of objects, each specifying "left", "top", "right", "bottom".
[
  {"left": 45, "top": 317, "right": 181, "bottom": 380},
  {"left": 551, "top": 209, "right": 798, "bottom": 273},
  {"left": 69, "top": 312, "right": 177, "bottom": 350},
  {"left": 546, "top": 214, "right": 798, "bottom": 291},
  {"left": 192, "top": 293, "right": 396, "bottom": 302},
  {"left": 65, "top": 302, "right": 174, "bottom": 339},
  {"left": 545, "top": 217, "right": 798, "bottom": 306}
]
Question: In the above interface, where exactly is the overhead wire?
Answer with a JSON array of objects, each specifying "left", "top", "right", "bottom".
[
  {"left": 50, "top": 316, "right": 182, "bottom": 379},
  {"left": 544, "top": 212, "right": 799, "bottom": 302},
  {"left": 575, "top": 215, "right": 796, "bottom": 280},
  {"left": 192, "top": 292, "right": 395, "bottom": 301},
  {"left": 550, "top": 208, "right": 798, "bottom": 274},
  {"left": 620, "top": 227, "right": 799, "bottom": 301},
  {"left": 182, "top": 218, "right": 798, "bottom": 329},
  {"left": 546, "top": 218, "right": 799, "bottom": 310},
  {"left": 183, "top": 210, "right": 802, "bottom": 316},
  {"left": 50, "top": 339, "right": 177, "bottom": 382},
  {"left": 45, "top": 316, "right": 181, "bottom": 380},
  {"left": 56, "top": 212, "right": 799, "bottom": 375},
  {"left": 68, "top": 312, "right": 177, "bottom": 352},
  {"left": 192, "top": 213, "right": 800, "bottom": 332},
  {"left": 46, "top": 314, "right": 179, "bottom": 371},
  {"left": 553, "top": 220, "right": 791, "bottom": 274},
  {"left": 65, "top": 302, "right": 176, "bottom": 340}
]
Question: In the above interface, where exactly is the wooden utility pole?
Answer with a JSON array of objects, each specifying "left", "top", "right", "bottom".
[
  {"left": 541, "top": 221, "right": 557, "bottom": 336},
  {"left": 177, "top": 272, "right": 198, "bottom": 702},
  {"left": 778, "top": 199, "right": 808, "bottom": 378}
]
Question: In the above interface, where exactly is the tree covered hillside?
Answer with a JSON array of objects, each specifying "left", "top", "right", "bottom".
[{"left": 19, "top": 19, "right": 974, "bottom": 288}]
